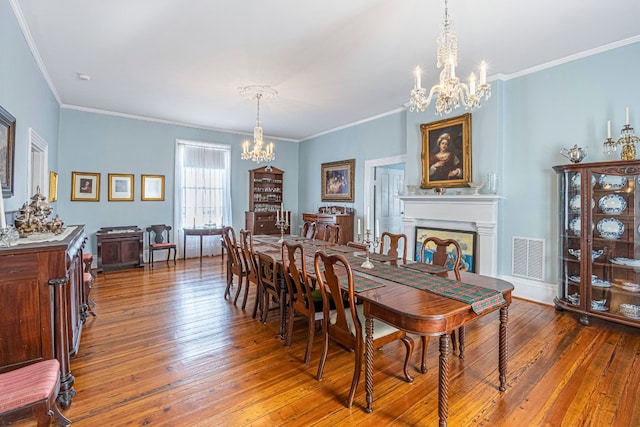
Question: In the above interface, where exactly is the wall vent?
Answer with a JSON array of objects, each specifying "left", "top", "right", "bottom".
[{"left": 512, "top": 236, "right": 545, "bottom": 281}]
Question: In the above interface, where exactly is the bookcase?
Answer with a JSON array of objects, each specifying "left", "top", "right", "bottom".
[{"left": 245, "top": 166, "right": 284, "bottom": 235}]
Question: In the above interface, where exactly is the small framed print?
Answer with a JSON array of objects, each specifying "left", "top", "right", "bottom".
[
  {"left": 71, "top": 171, "right": 100, "bottom": 202},
  {"left": 49, "top": 171, "right": 58, "bottom": 202},
  {"left": 108, "top": 173, "right": 134, "bottom": 201},
  {"left": 141, "top": 174, "right": 165, "bottom": 201}
]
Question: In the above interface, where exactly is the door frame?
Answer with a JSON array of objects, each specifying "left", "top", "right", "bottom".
[{"left": 363, "top": 154, "right": 407, "bottom": 226}]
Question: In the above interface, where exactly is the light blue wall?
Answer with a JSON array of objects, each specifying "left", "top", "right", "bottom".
[
  {"left": 1, "top": 0, "right": 60, "bottom": 212},
  {"left": 57, "top": 109, "right": 299, "bottom": 254}
]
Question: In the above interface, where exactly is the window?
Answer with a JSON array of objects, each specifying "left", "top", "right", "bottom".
[{"left": 175, "top": 140, "right": 231, "bottom": 258}]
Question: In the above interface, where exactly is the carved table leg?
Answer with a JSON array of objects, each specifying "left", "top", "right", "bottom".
[
  {"left": 365, "top": 316, "right": 374, "bottom": 413},
  {"left": 438, "top": 333, "right": 450, "bottom": 427},
  {"left": 499, "top": 306, "right": 508, "bottom": 392},
  {"left": 458, "top": 326, "right": 465, "bottom": 359}
]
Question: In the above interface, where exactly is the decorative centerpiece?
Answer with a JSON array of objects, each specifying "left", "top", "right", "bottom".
[
  {"left": 560, "top": 145, "right": 588, "bottom": 163},
  {"left": 14, "top": 187, "right": 65, "bottom": 237}
]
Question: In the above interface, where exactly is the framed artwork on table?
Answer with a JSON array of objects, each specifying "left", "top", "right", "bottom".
[
  {"left": 420, "top": 112, "right": 472, "bottom": 189},
  {"left": 108, "top": 173, "right": 134, "bottom": 201},
  {"left": 71, "top": 171, "right": 100, "bottom": 201},
  {"left": 321, "top": 159, "right": 355, "bottom": 202},
  {"left": 415, "top": 226, "right": 477, "bottom": 273},
  {"left": 49, "top": 171, "right": 58, "bottom": 202},
  {"left": 0, "top": 105, "right": 16, "bottom": 198},
  {"left": 141, "top": 174, "right": 165, "bottom": 201}
]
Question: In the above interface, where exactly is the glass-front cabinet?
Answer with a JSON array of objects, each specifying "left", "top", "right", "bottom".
[{"left": 554, "top": 160, "right": 640, "bottom": 327}]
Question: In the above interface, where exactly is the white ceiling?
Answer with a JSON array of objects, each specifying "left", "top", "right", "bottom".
[{"left": 12, "top": 0, "right": 640, "bottom": 142}]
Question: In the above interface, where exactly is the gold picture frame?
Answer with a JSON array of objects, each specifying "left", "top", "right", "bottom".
[
  {"left": 321, "top": 159, "right": 355, "bottom": 202},
  {"left": 71, "top": 171, "right": 100, "bottom": 201},
  {"left": 420, "top": 112, "right": 472, "bottom": 188},
  {"left": 141, "top": 174, "right": 165, "bottom": 201},
  {"left": 108, "top": 173, "right": 134, "bottom": 201},
  {"left": 49, "top": 171, "right": 58, "bottom": 202},
  {"left": 0, "top": 105, "right": 16, "bottom": 198}
]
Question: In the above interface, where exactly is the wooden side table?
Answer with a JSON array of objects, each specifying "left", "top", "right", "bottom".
[{"left": 183, "top": 227, "right": 223, "bottom": 265}]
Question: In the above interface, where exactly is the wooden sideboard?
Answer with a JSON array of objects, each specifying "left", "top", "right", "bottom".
[
  {"left": 96, "top": 226, "right": 144, "bottom": 272},
  {"left": 0, "top": 225, "right": 88, "bottom": 408},
  {"left": 302, "top": 208, "right": 354, "bottom": 245}
]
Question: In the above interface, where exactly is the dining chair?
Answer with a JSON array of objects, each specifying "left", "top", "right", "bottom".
[
  {"left": 146, "top": 224, "right": 177, "bottom": 268},
  {"left": 222, "top": 226, "right": 247, "bottom": 305},
  {"left": 0, "top": 359, "right": 71, "bottom": 427},
  {"left": 379, "top": 232, "right": 407, "bottom": 265},
  {"left": 322, "top": 223, "right": 340, "bottom": 244},
  {"left": 300, "top": 221, "right": 317, "bottom": 239},
  {"left": 419, "top": 236, "right": 463, "bottom": 372},
  {"left": 239, "top": 229, "right": 260, "bottom": 317},
  {"left": 256, "top": 251, "right": 282, "bottom": 324},
  {"left": 281, "top": 241, "right": 334, "bottom": 364},
  {"left": 314, "top": 251, "right": 414, "bottom": 409}
]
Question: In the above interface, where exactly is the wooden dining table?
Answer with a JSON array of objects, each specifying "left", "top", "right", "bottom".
[{"left": 251, "top": 235, "right": 514, "bottom": 426}]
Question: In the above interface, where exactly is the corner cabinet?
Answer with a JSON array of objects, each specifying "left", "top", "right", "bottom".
[
  {"left": 245, "top": 166, "right": 284, "bottom": 235},
  {"left": 554, "top": 160, "right": 640, "bottom": 328}
]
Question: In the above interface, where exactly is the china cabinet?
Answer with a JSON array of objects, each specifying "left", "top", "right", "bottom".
[
  {"left": 245, "top": 166, "right": 284, "bottom": 235},
  {"left": 554, "top": 160, "right": 640, "bottom": 328}
]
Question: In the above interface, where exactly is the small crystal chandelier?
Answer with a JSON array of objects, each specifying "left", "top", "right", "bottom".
[
  {"left": 409, "top": 0, "right": 491, "bottom": 115},
  {"left": 603, "top": 108, "right": 640, "bottom": 160},
  {"left": 239, "top": 85, "right": 277, "bottom": 163}
]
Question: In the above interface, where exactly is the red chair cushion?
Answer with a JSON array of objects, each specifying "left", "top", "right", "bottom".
[
  {"left": 0, "top": 359, "right": 60, "bottom": 412},
  {"left": 151, "top": 243, "right": 175, "bottom": 249}
]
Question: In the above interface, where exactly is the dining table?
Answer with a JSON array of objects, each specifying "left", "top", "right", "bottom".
[{"left": 251, "top": 234, "right": 514, "bottom": 426}]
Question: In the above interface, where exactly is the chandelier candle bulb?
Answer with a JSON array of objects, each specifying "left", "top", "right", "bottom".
[
  {"left": 608, "top": 121, "right": 611, "bottom": 138},
  {"left": 414, "top": 66, "right": 422, "bottom": 89},
  {"left": 627, "top": 107, "right": 630, "bottom": 125},
  {"left": 469, "top": 73, "right": 476, "bottom": 95},
  {"left": 480, "top": 61, "right": 487, "bottom": 85}
]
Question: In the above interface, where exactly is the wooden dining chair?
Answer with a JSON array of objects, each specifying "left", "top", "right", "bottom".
[
  {"left": 146, "top": 224, "right": 177, "bottom": 268},
  {"left": 300, "top": 221, "right": 317, "bottom": 239},
  {"left": 314, "top": 251, "right": 414, "bottom": 409},
  {"left": 379, "top": 232, "right": 407, "bottom": 265},
  {"left": 322, "top": 223, "right": 340, "bottom": 244},
  {"left": 256, "top": 251, "right": 282, "bottom": 324},
  {"left": 239, "top": 229, "right": 260, "bottom": 317},
  {"left": 281, "top": 241, "right": 334, "bottom": 364},
  {"left": 222, "top": 226, "right": 247, "bottom": 305},
  {"left": 419, "top": 236, "right": 463, "bottom": 372}
]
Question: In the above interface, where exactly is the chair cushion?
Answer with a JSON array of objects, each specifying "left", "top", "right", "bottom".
[
  {"left": 330, "top": 305, "right": 399, "bottom": 341},
  {"left": 0, "top": 359, "right": 60, "bottom": 412},
  {"left": 151, "top": 243, "right": 175, "bottom": 249}
]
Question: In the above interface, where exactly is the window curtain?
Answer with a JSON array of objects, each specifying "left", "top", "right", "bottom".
[{"left": 174, "top": 140, "right": 232, "bottom": 259}]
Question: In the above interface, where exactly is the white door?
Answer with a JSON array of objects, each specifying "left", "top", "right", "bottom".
[{"left": 375, "top": 165, "right": 404, "bottom": 234}]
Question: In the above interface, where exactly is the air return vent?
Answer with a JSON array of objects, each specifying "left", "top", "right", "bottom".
[{"left": 512, "top": 237, "right": 545, "bottom": 281}]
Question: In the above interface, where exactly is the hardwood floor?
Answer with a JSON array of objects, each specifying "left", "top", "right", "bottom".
[{"left": 20, "top": 257, "right": 640, "bottom": 426}]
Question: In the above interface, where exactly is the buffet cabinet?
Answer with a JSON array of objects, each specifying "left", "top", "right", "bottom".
[
  {"left": 0, "top": 225, "right": 88, "bottom": 408},
  {"left": 245, "top": 166, "right": 284, "bottom": 235},
  {"left": 96, "top": 225, "right": 144, "bottom": 272},
  {"left": 554, "top": 160, "right": 640, "bottom": 327},
  {"left": 303, "top": 207, "right": 355, "bottom": 246}
]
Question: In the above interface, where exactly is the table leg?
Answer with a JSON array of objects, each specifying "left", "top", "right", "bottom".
[
  {"left": 365, "top": 315, "right": 374, "bottom": 413},
  {"left": 199, "top": 235, "right": 204, "bottom": 265},
  {"left": 499, "top": 306, "right": 508, "bottom": 392},
  {"left": 438, "top": 333, "right": 450, "bottom": 427},
  {"left": 458, "top": 325, "right": 465, "bottom": 359},
  {"left": 183, "top": 234, "right": 187, "bottom": 260}
]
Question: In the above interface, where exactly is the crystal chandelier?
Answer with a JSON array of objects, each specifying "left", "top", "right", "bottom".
[
  {"left": 409, "top": 0, "right": 491, "bottom": 115},
  {"left": 239, "top": 85, "right": 277, "bottom": 163}
]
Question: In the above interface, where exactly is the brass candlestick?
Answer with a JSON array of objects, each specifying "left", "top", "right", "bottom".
[{"left": 357, "top": 229, "right": 380, "bottom": 269}]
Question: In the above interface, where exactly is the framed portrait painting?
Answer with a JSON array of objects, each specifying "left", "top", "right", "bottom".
[
  {"left": 108, "top": 173, "right": 134, "bottom": 201},
  {"left": 415, "top": 226, "right": 477, "bottom": 273},
  {"left": 49, "top": 171, "right": 58, "bottom": 202},
  {"left": 71, "top": 171, "right": 100, "bottom": 201},
  {"left": 321, "top": 159, "right": 355, "bottom": 202},
  {"left": 0, "top": 105, "right": 16, "bottom": 198},
  {"left": 420, "top": 112, "right": 471, "bottom": 189},
  {"left": 141, "top": 174, "right": 165, "bottom": 201}
]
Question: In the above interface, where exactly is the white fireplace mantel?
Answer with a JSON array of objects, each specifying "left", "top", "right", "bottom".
[{"left": 398, "top": 194, "right": 502, "bottom": 276}]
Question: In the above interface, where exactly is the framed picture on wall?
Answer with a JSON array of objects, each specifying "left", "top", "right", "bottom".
[
  {"left": 71, "top": 171, "right": 100, "bottom": 201},
  {"left": 49, "top": 171, "right": 58, "bottom": 202},
  {"left": 321, "top": 159, "right": 355, "bottom": 202},
  {"left": 108, "top": 173, "right": 134, "bottom": 201},
  {"left": 415, "top": 226, "right": 477, "bottom": 273},
  {"left": 0, "top": 105, "right": 16, "bottom": 198},
  {"left": 141, "top": 174, "right": 165, "bottom": 201},
  {"left": 420, "top": 112, "right": 472, "bottom": 189}
]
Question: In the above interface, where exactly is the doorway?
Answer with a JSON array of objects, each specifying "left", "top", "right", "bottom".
[{"left": 363, "top": 155, "right": 406, "bottom": 237}]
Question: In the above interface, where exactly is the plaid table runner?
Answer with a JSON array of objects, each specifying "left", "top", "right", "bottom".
[
  {"left": 343, "top": 257, "right": 505, "bottom": 315},
  {"left": 401, "top": 263, "right": 449, "bottom": 275},
  {"left": 303, "top": 259, "right": 386, "bottom": 293},
  {"left": 351, "top": 251, "right": 398, "bottom": 263}
]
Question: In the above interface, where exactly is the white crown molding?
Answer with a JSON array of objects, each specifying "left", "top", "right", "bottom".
[
  {"left": 299, "top": 107, "right": 406, "bottom": 142},
  {"left": 9, "top": 0, "right": 62, "bottom": 105}
]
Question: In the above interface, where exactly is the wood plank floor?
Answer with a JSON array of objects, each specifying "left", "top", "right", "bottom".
[{"left": 18, "top": 257, "right": 640, "bottom": 426}]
